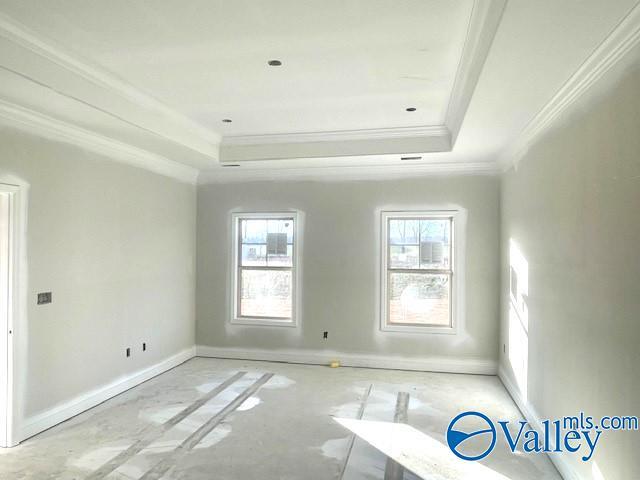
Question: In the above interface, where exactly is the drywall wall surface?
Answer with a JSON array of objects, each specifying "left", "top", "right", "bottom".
[
  {"left": 500, "top": 63, "right": 640, "bottom": 478},
  {"left": 197, "top": 175, "right": 500, "bottom": 365},
  {"left": 0, "top": 127, "right": 196, "bottom": 424}
]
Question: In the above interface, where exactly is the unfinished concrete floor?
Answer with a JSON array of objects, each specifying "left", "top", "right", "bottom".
[{"left": 0, "top": 358, "right": 561, "bottom": 479}]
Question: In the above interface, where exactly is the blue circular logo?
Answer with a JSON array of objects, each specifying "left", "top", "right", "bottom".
[{"left": 446, "top": 411, "right": 497, "bottom": 461}]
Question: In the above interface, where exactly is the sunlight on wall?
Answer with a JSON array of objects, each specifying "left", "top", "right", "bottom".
[{"left": 508, "top": 239, "right": 529, "bottom": 400}]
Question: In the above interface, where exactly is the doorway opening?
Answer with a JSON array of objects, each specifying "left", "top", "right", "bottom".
[{"left": 0, "top": 183, "right": 18, "bottom": 448}]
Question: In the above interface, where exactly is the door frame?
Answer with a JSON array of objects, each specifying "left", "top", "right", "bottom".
[{"left": 0, "top": 182, "right": 22, "bottom": 447}]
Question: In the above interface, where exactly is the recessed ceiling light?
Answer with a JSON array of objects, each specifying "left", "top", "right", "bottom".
[
  {"left": 406, "top": 107, "right": 417, "bottom": 112},
  {"left": 268, "top": 59, "right": 282, "bottom": 66},
  {"left": 222, "top": 119, "right": 232, "bottom": 123}
]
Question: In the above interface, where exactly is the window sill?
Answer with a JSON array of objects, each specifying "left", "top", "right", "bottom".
[
  {"left": 381, "top": 324, "right": 457, "bottom": 335},
  {"left": 231, "top": 317, "right": 297, "bottom": 328}
]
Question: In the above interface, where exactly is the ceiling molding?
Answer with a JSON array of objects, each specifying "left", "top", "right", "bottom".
[
  {"left": 199, "top": 161, "right": 500, "bottom": 184},
  {"left": 444, "top": 0, "right": 507, "bottom": 144},
  {"left": 501, "top": 1, "right": 640, "bottom": 171},
  {"left": 221, "top": 125, "right": 451, "bottom": 162},
  {"left": 0, "top": 12, "right": 221, "bottom": 158},
  {"left": 222, "top": 125, "right": 450, "bottom": 146},
  {"left": 218, "top": 0, "right": 506, "bottom": 163},
  {"left": 221, "top": 132, "right": 452, "bottom": 162},
  {"left": 0, "top": 99, "right": 199, "bottom": 184}
]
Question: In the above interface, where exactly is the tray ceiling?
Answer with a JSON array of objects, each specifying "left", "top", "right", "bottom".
[{"left": 0, "top": 0, "right": 638, "bottom": 181}]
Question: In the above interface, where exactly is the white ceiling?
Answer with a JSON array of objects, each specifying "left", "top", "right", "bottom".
[
  {"left": 0, "top": 0, "right": 475, "bottom": 135},
  {"left": 0, "top": 0, "right": 638, "bottom": 181}
]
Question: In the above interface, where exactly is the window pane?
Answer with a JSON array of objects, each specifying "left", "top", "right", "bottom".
[
  {"left": 419, "top": 219, "right": 451, "bottom": 269},
  {"left": 388, "top": 273, "right": 450, "bottom": 326},
  {"left": 389, "top": 219, "right": 419, "bottom": 245},
  {"left": 265, "top": 218, "right": 293, "bottom": 266},
  {"left": 268, "top": 244, "right": 293, "bottom": 267},
  {"left": 240, "top": 269, "right": 292, "bottom": 319},
  {"left": 241, "top": 244, "right": 266, "bottom": 266},
  {"left": 241, "top": 219, "right": 267, "bottom": 243},
  {"left": 389, "top": 245, "right": 419, "bottom": 268},
  {"left": 267, "top": 218, "right": 294, "bottom": 243}
]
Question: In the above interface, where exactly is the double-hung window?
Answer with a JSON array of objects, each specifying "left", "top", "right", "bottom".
[
  {"left": 231, "top": 212, "right": 298, "bottom": 326},
  {"left": 381, "top": 211, "right": 455, "bottom": 333}
]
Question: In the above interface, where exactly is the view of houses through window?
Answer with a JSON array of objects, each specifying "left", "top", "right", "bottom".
[
  {"left": 235, "top": 215, "right": 295, "bottom": 321},
  {"left": 385, "top": 214, "right": 453, "bottom": 327},
  {"left": 232, "top": 211, "right": 453, "bottom": 330}
]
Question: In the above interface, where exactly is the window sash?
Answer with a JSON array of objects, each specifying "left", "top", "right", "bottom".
[
  {"left": 239, "top": 217, "right": 294, "bottom": 268},
  {"left": 237, "top": 267, "right": 293, "bottom": 319},
  {"left": 385, "top": 270, "right": 453, "bottom": 327},
  {"left": 234, "top": 215, "right": 296, "bottom": 323},
  {"left": 387, "top": 267, "right": 452, "bottom": 275},
  {"left": 383, "top": 213, "right": 455, "bottom": 331},
  {"left": 386, "top": 216, "right": 452, "bottom": 272}
]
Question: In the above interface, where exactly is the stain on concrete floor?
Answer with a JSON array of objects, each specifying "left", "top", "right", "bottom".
[{"left": 0, "top": 358, "right": 561, "bottom": 479}]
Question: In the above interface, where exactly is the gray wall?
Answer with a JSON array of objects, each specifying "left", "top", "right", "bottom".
[
  {"left": 0, "top": 128, "right": 196, "bottom": 423},
  {"left": 500, "top": 65, "right": 640, "bottom": 478},
  {"left": 197, "top": 176, "right": 500, "bottom": 364}
]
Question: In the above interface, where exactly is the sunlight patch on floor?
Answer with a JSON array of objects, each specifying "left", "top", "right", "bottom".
[{"left": 335, "top": 418, "right": 514, "bottom": 480}]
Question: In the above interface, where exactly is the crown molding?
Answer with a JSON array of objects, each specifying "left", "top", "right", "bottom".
[
  {"left": 222, "top": 125, "right": 450, "bottom": 146},
  {"left": 219, "top": 0, "right": 505, "bottom": 163},
  {"left": 220, "top": 125, "right": 452, "bottom": 162},
  {"left": 198, "top": 160, "right": 500, "bottom": 184},
  {"left": 0, "top": 12, "right": 221, "bottom": 159},
  {"left": 445, "top": 0, "right": 506, "bottom": 145},
  {"left": 501, "top": 1, "right": 640, "bottom": 171},
  {"left": 0, "top": 99, "right": 199, "bottom": 184},
  {"left": 221, "top": 129, "right": 452, "bottom": 162},
  {"left": 0, "top": 3, "right": 505, "bottom": 167}
]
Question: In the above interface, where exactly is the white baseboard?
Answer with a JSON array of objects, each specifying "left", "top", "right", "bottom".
[
  {"left": 498, "top": 365, "right": 578, "bottom": 480},
  {"left": 17, "top": 346, "right": 196, "bottom": 443},
  {"left": 196, "top": 345, "right": 497, "bottom": 375}
]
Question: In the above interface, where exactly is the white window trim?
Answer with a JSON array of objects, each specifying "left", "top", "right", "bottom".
[
  {"left": 230, "top": 211, "right": 300, "bottom": 327},
  {"left": 380, "top": 210, "right": 460, "bottom": 335}
]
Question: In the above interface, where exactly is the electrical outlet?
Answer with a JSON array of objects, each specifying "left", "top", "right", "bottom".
[
  {"left": 37, "top": 292, "right": 52, "bottom": 305},
  {"left": 323, "top": 331, "right": 328, "bottom": 339},
  {"left": 126, "top": 347, "right": 131, "bottom": 358},
  {"left": 503, "top": 344, "right": 506, "bottom": 353},
  {"left": 143, "top": 342, "right": 146, "bottom": 352}
]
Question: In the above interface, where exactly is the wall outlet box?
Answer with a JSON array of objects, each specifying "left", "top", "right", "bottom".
[{"left": 37, "top": 292, "right": 52, "bottom": 305}]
